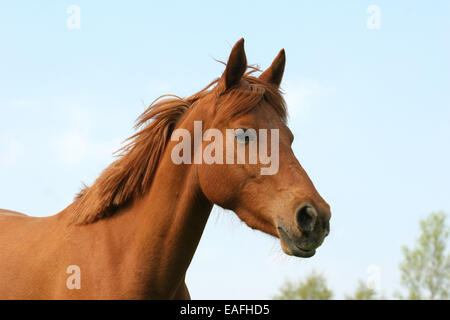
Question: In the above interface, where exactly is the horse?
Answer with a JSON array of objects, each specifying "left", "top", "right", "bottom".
[{"left": 0, "top": 39, "right": 331, "bottom": 299}]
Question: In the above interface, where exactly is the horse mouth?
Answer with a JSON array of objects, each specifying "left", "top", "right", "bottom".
[{"left": 277, "top": 227, "right": 316, "bottom": 258}]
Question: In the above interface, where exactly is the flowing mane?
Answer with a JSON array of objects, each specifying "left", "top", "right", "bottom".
[{"left": 70, "top": 72, "right": 287, "bottom": 225}]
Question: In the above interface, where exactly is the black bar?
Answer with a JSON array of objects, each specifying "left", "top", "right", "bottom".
[{"left": 1, "top": 300, "right": 448, "bottom": 318}]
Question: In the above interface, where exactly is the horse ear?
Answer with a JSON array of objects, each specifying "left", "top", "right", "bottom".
[
  {"left": 222, "top": 38, "right": 247, "bottom": 90},
  {"left": 259, "top": 49, "right": 286, "bottom": 87}
]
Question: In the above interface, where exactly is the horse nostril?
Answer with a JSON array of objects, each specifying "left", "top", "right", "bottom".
[{"left": 296, "top": 205, "right": 317, "bottom": 233}]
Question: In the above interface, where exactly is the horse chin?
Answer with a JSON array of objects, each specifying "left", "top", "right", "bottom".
[{"left": 277, "top": 227, "right": 316, "bottom": 258}]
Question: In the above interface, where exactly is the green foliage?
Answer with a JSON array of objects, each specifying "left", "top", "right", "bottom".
[
  {"left": 398, "top": 211, "right": 450, "bottom": 300},
  {"left": 273, "top": 270, "right": 333, "bottom": 300},
  {"left": 345, "top": 279, "right": 378, "bottom": 300},
  {"left": 274, "top": 211, "right": 449, "bottom": 300}
]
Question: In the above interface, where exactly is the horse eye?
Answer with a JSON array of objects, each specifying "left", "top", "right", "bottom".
[{"left": 234, "top": 128, "right": 255, "bottom": 143}]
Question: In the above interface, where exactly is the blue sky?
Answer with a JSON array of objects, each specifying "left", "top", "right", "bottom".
[{"left": 0, "top": 1, "right": 449, "bottom": 299}]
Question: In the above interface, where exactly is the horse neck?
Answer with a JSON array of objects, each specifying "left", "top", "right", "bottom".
[{"left": 127, "top": 103, "right": 214, "bottom": 297}]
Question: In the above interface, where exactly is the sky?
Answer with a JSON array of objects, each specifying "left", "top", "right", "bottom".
[{"left": 0, "top": 1, "right": 449, "bottom": 299}]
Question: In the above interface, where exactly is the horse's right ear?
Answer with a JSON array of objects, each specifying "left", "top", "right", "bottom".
[
  {"left": 259, "top": 49, "right": 286, "bottom": 87},
  {"left": 221, "top": 38, "right": 247, "bottom": 91}
]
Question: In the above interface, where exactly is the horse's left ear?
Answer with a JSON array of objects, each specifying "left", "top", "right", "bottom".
[
  {"left": 222, "top": 38, "right": 247, "bottom": 90},
  {"left": 259, "top": 49, "right": 286, "bottom": 87}
]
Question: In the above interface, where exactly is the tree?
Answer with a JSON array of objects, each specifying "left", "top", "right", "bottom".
[
  {"left": 345, "top": 279, "right": 378, "bottom": 300},
  {"left": 273, "top": 270, "right": 333, "bottom": 300},
  {"left": 398, "top": 211, "right": 450, "bottom": 299}
]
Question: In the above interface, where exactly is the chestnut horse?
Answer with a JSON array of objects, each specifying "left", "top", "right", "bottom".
[{"left": 0, "top": 39, "right": 331, "bottom": 299}]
